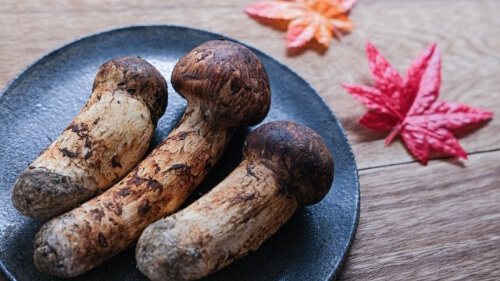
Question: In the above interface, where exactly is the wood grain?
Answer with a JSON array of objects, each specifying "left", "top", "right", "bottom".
[
  {"left": 0, "top": 0, "right": 499, "bottom": 280},
  {"left": 339, "top": 151, "right": 500, "bottom": 280}
]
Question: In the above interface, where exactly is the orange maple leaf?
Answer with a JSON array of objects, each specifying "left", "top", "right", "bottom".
[{"left": 245, "top": 0, "right": 356, "bottom": 48}]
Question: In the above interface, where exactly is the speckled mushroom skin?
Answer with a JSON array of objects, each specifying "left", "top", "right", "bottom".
[
  {"left": 135, "top": 121, "right": 334, "bottom": 281},
  {"left": 33, "top": 40, "right": 271, "bottom": 278},
  {"left": 11, "top": 56, "right": 168, "bottom": 221}
]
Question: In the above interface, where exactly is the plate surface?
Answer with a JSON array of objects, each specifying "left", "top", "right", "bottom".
[{"left": 0, "top": 25, "right": 359, "bottom": 281}]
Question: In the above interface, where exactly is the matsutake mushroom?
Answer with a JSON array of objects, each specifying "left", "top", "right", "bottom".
[
  {"left": 136, "top": 121, "right": 334, "bottom": 281},
  {"left": 12, "top": 56, "right": 168, "bottom": 220}
]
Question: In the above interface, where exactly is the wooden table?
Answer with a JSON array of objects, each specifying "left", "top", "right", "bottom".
[{"left": 1, "top": 0, "right": 499, "bottom": 280}]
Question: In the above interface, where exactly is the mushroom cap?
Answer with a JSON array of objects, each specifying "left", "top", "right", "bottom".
[
  {"left": 93, "top": 56, "right": 168, "bottom": 125},
  {"left": 171, "top": 40, "right": 271, "bottom": 128},
  {"left": 243, "top": 121, "right": 334, "bottom": 206}
]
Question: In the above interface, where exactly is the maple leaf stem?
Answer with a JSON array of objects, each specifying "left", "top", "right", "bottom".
[{"left": 385, "top": 123, "right": 401, "bottom": 146}]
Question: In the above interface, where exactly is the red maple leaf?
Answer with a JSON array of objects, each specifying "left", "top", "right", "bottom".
[
  {"left": 245, "top": 0, "right": 356, "bottom": 48},
  {"left": 342, "top": 42, "right": 494, "bottom": 164}
]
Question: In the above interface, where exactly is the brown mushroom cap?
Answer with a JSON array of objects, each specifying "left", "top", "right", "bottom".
[
  {"left": 243, "top": 121, "right": 334, "bottom": 206},
  {"left": 171, "top": 40, "right": 271, "bottom": 128},
  {"left": 92, "top": 56, "right": 168, "bottom": 125}
]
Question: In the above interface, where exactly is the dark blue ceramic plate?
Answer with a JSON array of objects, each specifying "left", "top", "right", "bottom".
[{"left": 0, "top": 25, "right": 359, "bottom": 281}]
